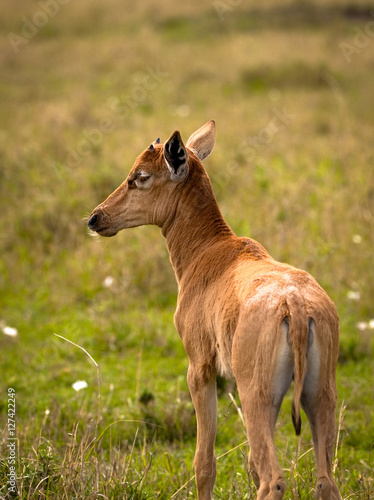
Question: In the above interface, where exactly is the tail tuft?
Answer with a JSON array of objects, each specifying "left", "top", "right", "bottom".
[{"left": 292, "top": 401, "right": 302, "bottom": 435}]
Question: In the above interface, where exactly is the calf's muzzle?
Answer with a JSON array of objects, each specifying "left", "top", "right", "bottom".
[
  {"left": 88, "top": 209, "right": 110, "bottom": 233},
  {"left": 88, "top": 213, "right": 98, "bottom": 229}
]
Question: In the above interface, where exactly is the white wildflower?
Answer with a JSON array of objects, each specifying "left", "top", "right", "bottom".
[
  {"left": 347, "top": 291, "right": 360, "bottom": 301},
  {"left": 72, "top": 380, "right": 88, "bottom": 391},
  {"left": 3, "top": 326, "right": 18, "bottom": 337},
  {"left": 103, "top": 276, "right": 114, "bottom": 288},
  {"left": 369, "top": 319, "right": 374, "bottom": 330},
  {"left": 352, "top": 234, "right": 362, "bottom": 244},
  {"left": 356, "top": 322, "right": 368, "bottom": 331}
]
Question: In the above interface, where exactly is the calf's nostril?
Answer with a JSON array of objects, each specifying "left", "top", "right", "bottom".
[{"left": 88, "top": 213, "right": 98, "bottom": 228}]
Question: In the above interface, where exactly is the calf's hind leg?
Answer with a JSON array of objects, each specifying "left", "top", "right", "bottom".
[
  {"left": 301, "top": 321, "right": 341, "bottom": 500},
  {"left": 233, "top": 319, "right": 293, "bottom": 499},
  {"left": 301, "top": 389, "right": 341, "bottom": 500},
  {"left": 239, "top": 389, "right": 286, "bottom": 500}
]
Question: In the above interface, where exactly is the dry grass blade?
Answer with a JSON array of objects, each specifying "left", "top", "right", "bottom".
[
  {"left": 54, "top": 333, "right": 98, "bottom": 367},
  {"left": 228, "top": 392, "right": 246, "bottom": 431},
  {"left": 333, "top": 401, "right": 347, "bottom": 475}
]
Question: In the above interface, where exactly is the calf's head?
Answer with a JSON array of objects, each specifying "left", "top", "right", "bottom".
[{"left": 88, "top": 120, "right": 215, "bottom": 236}]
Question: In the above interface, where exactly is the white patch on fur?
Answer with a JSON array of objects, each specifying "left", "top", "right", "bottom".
[
  {"left": 272, "top": 319, "right": 294, "bottom": 406},
  {"left": 244, "top": 280, "right": 299, "bottom": 311},
  {"left": 215, "top": 348, "right": 234, "bottom": 379}
]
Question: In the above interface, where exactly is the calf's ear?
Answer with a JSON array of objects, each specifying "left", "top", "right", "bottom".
[
  {"left": 186, "top": 120, "right": 216, "bottom": 161},
  {"left": 164, "top": 130, "right": 188, "bottom": 182}
]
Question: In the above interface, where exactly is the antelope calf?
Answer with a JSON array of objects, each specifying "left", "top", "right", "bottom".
[{"left": 88, "top": 121, "right": 341, "bottom": 500}]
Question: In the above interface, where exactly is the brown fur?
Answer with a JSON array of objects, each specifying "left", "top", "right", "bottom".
[{"left": 88, "top": 121, "right": 341, "bottom": 500}]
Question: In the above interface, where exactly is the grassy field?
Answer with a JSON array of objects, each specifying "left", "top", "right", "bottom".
[{"left": 0, "top": 0, "right": 373, "bottom": 498}]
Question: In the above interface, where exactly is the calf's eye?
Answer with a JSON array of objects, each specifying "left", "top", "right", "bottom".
[{"left": 134, "top": 174, "right": 153, "bottom": 189}]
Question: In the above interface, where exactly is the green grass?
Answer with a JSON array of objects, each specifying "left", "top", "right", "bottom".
[{"left": 1, "top": 0, "right": 374, "bottom": 498}]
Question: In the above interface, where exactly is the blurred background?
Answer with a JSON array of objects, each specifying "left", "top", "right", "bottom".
[{"left": 0, "top": 0, "right": 373, "bottom": 498}]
